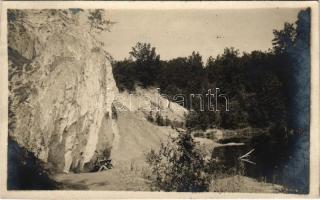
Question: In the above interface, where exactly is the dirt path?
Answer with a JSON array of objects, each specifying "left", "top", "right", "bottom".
[
  {"left": 54, "top": 167, "right": 150, "bottom": 191},
  {"left": 54, "top": 170, "right": 284, "bottom": 192}
]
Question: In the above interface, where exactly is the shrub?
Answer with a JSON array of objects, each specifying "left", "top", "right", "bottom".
[{"left": 145, "top": 129, "right": 210, "bottom": 192}]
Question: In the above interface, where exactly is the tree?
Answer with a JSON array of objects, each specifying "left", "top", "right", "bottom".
[
  {"left": 129, "top": 42, "right": 160, "bottom": 63},
  {"left": 129, "top": 42, "right": 161, "bottom": 87},
  {"left": 275, "top": 8, "right": 310, "bottom": 193},
  {"left": 272, "top": 22, "right": 296, "bottom": 55},
  {"left": 112, "top": 59, "right": 137, "bottom": 91},
  {"left": 88, "top": 9, "right": 115, "bottom": 33}
]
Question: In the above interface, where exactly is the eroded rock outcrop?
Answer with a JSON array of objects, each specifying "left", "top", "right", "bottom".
[
  {"left": 115, "top": 87, "right": 188, "bottom": 128},
  {"left": 8, "top": 10, "right": 118, "bottom": 172}
]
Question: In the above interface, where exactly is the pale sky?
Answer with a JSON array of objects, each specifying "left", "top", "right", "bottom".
[{"left": 100, "top": 8, "right": 301, "bottom": 61}]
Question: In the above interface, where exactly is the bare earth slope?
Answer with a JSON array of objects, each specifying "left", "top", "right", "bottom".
[
  {"left": 111, "top": 109, "right": 176, "bottom": 166},
  {"left": 54, "top": 107, "right": 178, "bottom": 190}
]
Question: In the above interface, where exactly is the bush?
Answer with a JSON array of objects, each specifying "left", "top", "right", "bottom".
[{"left": 145, "top": 129, "right": 210, "bottom": 192}]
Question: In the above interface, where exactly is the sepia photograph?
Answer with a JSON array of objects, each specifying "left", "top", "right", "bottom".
[{"left": 0, "top": 1, "right": 319, "bottom": 198}]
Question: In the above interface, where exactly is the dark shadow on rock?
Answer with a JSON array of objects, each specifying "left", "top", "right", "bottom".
[{"left": 7, "top": 137, "right": 62, "bottom": 190}]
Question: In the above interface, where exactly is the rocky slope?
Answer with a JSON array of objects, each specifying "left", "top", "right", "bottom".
[
  {"left": 115, "top": 87, "right": 188, "bottom": 128},
  {"left": 110, "top": 100, "right": 179, "bottom": 166}
]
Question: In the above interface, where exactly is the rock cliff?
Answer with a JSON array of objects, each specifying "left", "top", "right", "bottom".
[{"left": 8, "top": 9, "right": 118, "bottom": 173}]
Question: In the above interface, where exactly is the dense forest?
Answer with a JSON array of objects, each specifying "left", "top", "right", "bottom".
[{"left": 113, "top": 9, "right": 310, "bottom": 131}]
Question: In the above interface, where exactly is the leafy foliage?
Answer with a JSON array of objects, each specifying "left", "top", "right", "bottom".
[
  {"left": 145, "top": 130, "right": 210, "bottom": 192},
  {"left": 272, "top": 23, "right": 296, "bottom": 55},
  {"left": 129, "top": 42, "right": 161, "bottom": 87},
  {"left": 88, "top": 9, "right": 114, "bottom": 33}
]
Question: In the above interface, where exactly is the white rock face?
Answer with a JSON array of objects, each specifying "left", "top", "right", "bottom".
[
  {"left": 8, "top": 10, "right": 118, "bottom": 172},
  {"left": 116, "top": 87, "right": 188, "bottom": 127}
]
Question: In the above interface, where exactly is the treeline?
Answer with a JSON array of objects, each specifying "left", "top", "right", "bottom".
[{"left": 112, "top": 9, "right": 310, "bottom": 133}]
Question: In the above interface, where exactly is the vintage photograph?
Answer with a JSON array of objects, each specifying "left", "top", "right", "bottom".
[{"left": 2, "top": 2, "right": 318, "bottom": 196}]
